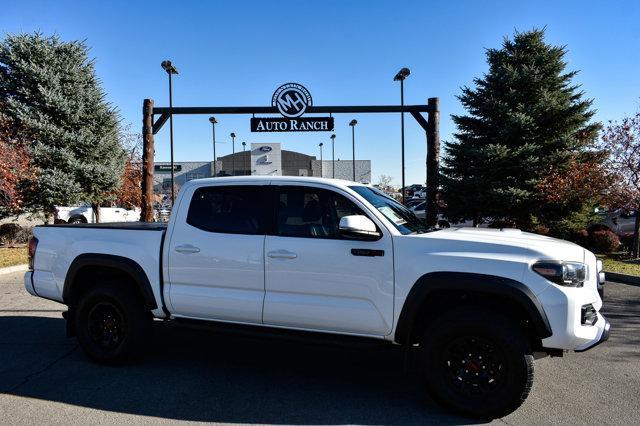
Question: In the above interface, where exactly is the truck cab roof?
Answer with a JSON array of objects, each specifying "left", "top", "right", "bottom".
[{"left": 182, "top": 176, "right": 369, "bottom": 191}]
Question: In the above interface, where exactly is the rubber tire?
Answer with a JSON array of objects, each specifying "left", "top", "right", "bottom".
[
  {"left": 68, "top": 217, "right": 86, "bottom": 224},
  {"left": 74, "top": 281, "right": 150, "bottom": 364},
  {"left": 421, "top": 308, "right": 534, "bottom": 419}
]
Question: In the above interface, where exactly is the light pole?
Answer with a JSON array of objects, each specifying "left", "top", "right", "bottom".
[
  {"left": 242, "top": 142, "right": 247, "bottom": 175},
  {"left": 230, "top": 132, "right": 236, "bottom": 176},
  {"left": 319, "top": 142, "right": 324, "bottom": 177},
  {"left": 349, "top": 119, "right": 358, "bottom": 182},
  {"left": 161, "top": 60, "right": 179, "bottom": 204},
  {"left": 209, "top": 117, "right": 218, "bottom": 176},
  {"left": 394, "top": 67, "right": 411, "bottom": 203},
  {"left": 330, "top": 134, "right": 336, "bottom": 178}
]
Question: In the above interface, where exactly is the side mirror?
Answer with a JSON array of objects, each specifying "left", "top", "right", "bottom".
[{"left": 339, "top": 215, "right": 381, "bottom": 240}]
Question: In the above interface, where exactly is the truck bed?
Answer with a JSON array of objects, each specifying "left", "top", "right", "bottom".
[
  {"left": 43, "top": 222, "right": 167, "bottom": 231},
  {"left": 29, "top": 222, "right": 167, "bottom": 316}
]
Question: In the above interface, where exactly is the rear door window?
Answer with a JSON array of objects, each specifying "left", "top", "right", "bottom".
[{"left": 187, "top": 186, "right": 265, "bottom": 234}]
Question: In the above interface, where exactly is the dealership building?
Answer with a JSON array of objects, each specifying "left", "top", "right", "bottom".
[{"left": 153, "top": 143, "right": 371, "bottom": 193}]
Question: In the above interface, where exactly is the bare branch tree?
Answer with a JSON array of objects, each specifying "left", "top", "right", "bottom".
[{"left": 599, "top": 110, "right": 640, "bottom": 256}]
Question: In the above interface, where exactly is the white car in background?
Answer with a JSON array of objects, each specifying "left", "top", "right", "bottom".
[{"left": 54, "top": 204, "right": 140, "bottom": 224}]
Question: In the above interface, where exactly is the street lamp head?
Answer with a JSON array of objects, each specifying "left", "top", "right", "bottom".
[
  {"left": 209, "top": 117, "right": 217, "bottom": 124},
  {"left": 393, "top": 67, "right": 411, "bottom": 81},
  {"left": 230, "top": 132, "right": 236, "bottom": 138},
  {"left": 349, "top": 119, "right": 358, "bottom": 126},
  {"left": 161, "top": 60, "right": 179, "bottom": 75},
  {"left": 242, "top": 141, "right": 246, "bottom": 146},
  {"left": 330, "top": 134, "right": 336, "bottom": 140},
  {"left": 319, "top": 142, "right": 324, "bottom": 147}
]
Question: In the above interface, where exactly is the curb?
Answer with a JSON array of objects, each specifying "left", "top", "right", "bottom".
[
  {"left": 605, "top": 271, "right": 640, "bottom": 287},
  {"left": 0, "top": 264, "right": 28, "bottom": 275}
]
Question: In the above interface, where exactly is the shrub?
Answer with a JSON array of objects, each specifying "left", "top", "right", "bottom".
[
  {"left": 590, "top": 230, "right": 621, "bottom": 253},
  {"left": 488, "top": 219, "right": 517, "bottom": 229},
  {"left": 572, "top": 229, "right": 590, "bottom": 248},
  {"left": 534, "top": 224, "right": 551, "bottom": 236},
  {"left": 619, "top": 232, "right": 634, "bottom": 252},
  {"left": 0, "top": 223, "right": 32, "bottom": 246},
  {"left": 0, "top": 223, "right": 21, "bottom": 244}
]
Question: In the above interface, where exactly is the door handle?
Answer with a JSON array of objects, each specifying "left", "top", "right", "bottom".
[
  {"left": 267, "top": 250, "right": 297, "bottom": 259},
  {"left": 351, "top": 248, "right": 384, "bottom": 257},
  {"left": 175, "top": 244, "right": 200, "bottom": 254}
]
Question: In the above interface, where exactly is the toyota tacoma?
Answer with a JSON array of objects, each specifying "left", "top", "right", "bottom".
[{"left": 24, "top": 176, "right": 609, "bottom": 418}]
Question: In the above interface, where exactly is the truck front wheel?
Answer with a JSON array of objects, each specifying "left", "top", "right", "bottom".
[
  {"left": 421, "top": 309, "right": 534, "bottom": 419},
  {"left": 74, "top": 281, "right": 150, "bottom": 364}
]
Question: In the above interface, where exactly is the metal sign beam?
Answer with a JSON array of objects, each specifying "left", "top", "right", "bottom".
[
  {"left": 151, "top": 104, "right": 434, "bottom": 134},
  {"left": 143, "top": 97, "right": 440, "bottom": 227}
]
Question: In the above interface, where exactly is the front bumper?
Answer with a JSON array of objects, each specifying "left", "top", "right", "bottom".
[
  {"left": 575, "top": 316, "right": 610, "bottom": 352},
  {"left": 537, "top": 281, "right": 609, "bottom": 351}
]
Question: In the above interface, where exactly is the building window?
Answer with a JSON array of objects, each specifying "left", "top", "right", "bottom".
[{"left": 185, "top": 172, "right": 205, "bottom": 181}]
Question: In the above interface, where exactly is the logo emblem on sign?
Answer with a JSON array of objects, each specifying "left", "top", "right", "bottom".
[
  {"left": 259, "top": 146, "right": 272, "bottom": 152},
  {"left": 272, "top": 83, "right": 312, "bottom": 118}
]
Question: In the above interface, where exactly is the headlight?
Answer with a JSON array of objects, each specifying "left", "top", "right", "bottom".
[{"left": 532, "top": 261, "right": 587, "bottom": 287}]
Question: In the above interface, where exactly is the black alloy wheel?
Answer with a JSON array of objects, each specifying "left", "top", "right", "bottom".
[
  {"left": 440, "top": 335, "right": 507, "bottom": 397},
  {"left": 422, "top": 308, "right": 534, "bottom": 419},
  {"left": 75, "top": 281, "right": 150, "bottom": 364},
  {"left": 87, "top": 301, "right": 127, "bottom": 351}
]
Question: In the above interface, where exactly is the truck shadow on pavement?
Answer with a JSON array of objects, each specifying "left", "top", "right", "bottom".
[{"left": 0, "top": 315, "right": 479, "bottom": 424}]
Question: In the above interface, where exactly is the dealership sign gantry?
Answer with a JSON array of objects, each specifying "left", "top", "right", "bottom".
[{"left": 142, "top": 83, "right": 440, "bottom": 225}]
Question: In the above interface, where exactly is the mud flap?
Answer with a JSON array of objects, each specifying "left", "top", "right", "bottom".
[{"left": 62, "top": 310, "right": 76, "bottom": 337}]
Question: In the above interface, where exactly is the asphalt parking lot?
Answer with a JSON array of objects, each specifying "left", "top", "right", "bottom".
[{"left": 1, "top": 270, "right": 638, "bottom": 425}]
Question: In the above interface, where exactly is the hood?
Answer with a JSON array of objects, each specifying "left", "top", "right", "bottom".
[{"left": 417, "top": 227, "right": 585, "bottom": 263}]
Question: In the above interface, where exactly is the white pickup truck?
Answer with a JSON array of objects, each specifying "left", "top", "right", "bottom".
[{"left": 24, "top": 176, "right": 609, "bottom": 418}]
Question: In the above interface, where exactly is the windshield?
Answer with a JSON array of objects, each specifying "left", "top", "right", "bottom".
[{"left": 349, "top": 186, "right": 429, "bottom": 235}]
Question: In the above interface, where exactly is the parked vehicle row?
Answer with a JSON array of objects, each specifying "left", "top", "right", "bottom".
[
  {"left": 589, "top": 208, "right": 638, "bottom": 236},
  {"left": 402, "top": 184, "right": 425, "bottom": 198},
  {"left": 26, "top": 176, "right": 608, "bottom": 418},
  {"left": 407, "top": 200, "right": 475, "bottom": 228}
]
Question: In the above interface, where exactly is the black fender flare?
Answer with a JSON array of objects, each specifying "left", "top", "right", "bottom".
[
  {"left": 63, "top": 253, "right": 158, "bottom": 310},
  {"left": 394, "top": 271, "right": 552, "bottom": 344}
]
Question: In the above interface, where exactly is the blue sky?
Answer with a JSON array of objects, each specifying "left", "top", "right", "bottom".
[{"left": 2, "top": 0, "right": 639, "bottom": 185}]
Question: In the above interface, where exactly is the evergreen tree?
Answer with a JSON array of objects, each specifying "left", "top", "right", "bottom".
[
  {"left": 441, "top": 29, "right": 601, "bottom": 232},
  {"left": 0, "top": 33, "right": 125, "bottom": 221}
]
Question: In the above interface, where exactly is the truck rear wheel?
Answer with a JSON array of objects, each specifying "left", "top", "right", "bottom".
[
  {"left": 74, "top": 281, "right": 150, "bottom": 364},
  {"left": 421, "top": 309, "right": 534, "bottom": 419}
]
